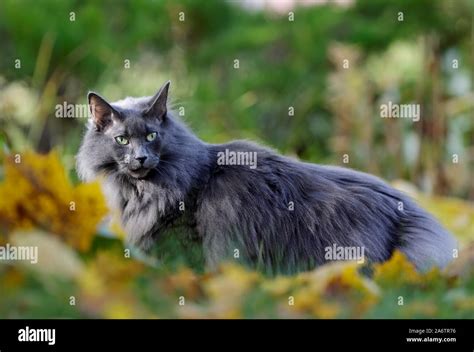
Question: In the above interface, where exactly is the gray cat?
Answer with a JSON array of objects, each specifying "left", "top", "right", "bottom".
[{"left": 76, "top": 81, "right": 457, "bottom": 273}]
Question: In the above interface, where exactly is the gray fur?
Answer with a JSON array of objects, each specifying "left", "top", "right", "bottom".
[{"left": 76, "top": 82, "right": 458, "bottom": 273}]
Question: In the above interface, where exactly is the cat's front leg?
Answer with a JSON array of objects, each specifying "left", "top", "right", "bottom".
[{"left": 122, "top": 201, "right": 161, "bottom": 253}]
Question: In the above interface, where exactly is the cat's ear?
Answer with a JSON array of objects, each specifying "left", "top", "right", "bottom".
[
  {"left": 144, "top": 81, "right": 170, "bottom": 121},
  {"left": 88, "top": 92, "right": 117, "bottom": 131}
]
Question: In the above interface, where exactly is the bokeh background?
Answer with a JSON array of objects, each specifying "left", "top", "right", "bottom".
[{"left": 0, "top": 0, "right": 473, "bottom": 318}]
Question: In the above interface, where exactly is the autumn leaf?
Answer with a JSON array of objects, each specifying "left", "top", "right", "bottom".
[
  {"left": 374, "top": 251, "right": 421, "bottom": 287},
  {"left": 77, "top": 250, "right": 147, "bottom": 318},
  {"left": 0, "top": 151, "right": 108, "bottom": 251}
]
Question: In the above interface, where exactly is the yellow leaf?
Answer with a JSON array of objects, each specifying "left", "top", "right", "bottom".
[
  {"left": 0, "top": 151, "right": 108, "bottom": 251},
  {"left": 261, "top": 276, "right": 294, "bottom": 296},
  {"left": 374, "top": 251, "right": 420, "bottom": 286}
]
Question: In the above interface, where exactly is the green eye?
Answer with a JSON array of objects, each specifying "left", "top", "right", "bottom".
[
  {"left": 115, "top": 136, "right": 129, "bottom": 145},
  {"left": 146, "top": 132, "right": 157, "bottom": 142}
]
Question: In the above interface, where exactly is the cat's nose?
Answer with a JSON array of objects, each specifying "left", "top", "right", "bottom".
[{"left": 135, "top": 156, "right": 147, "bottom": 165}]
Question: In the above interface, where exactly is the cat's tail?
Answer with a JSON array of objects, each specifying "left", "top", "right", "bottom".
[{"left": 397, "top": 204, "right": 458, "bottom": 271}]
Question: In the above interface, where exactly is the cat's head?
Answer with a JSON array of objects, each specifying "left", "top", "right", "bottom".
[{"left": 77, "top": 81, "right": 171, "bottom": 180}]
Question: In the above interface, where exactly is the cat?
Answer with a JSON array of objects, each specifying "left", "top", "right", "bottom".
[{"left": 76, "top": 81, "right": 458, "bottom": 273}]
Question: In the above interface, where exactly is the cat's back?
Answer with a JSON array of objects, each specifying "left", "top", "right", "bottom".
[{"left": 205, "top": 140, "right": 399, "bottom": 199}]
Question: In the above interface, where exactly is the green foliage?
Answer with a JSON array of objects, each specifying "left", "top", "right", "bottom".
[{"left": 1, "top": 0, "right": 472, "bottom": 196}]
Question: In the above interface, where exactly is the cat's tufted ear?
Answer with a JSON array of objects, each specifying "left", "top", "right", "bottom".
[
  {"left": 144, "top": 81, "right": 170, "bottom": 122},
  {"left": 88, "top": 92, "right": 117, "bottom": 131}
]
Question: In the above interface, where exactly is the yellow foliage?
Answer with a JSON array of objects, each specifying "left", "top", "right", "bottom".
[
  {"left": 374, "top": 251, "right": 421, "bottom": 286},
  {"left": 291, "top": 262, "right": 380, "bottom": 317},
  {"left": 0, "top": 153, "right": 470, "bottom": 319},
  {"left": 175, "top": 261, "right": 380, "bottom": 319},
  {"left": 0, "top": 151, "right": 108, "bottom": 251},
  {"left": 78, "top": 250, "right": 146, "bottom": 317},
  {"left": 204, "top": 263, "right": 260, "bottom": 301},
  {"left": 453, "top": 297, "right": 474, "bottom": 311},
  {"left": 103, "top": 300, "right": 138, "bottom": 319},
  {"left": 199, "top": 263, "right": 260, "bottom": 318},
  {"left": 261, "top": 276, "right": 294, "bottom": 296},
  {"left": 401, "top": 301, "right": 438, "bottom": 317},
  {"left": 418, "top": 195, "right": 474, "bottom": 244},
  {"left": 175, "top": 263, "right": 262, "bottom": 318},
  {"left": 0, "top": 266, "right": 25, "bottom": 290},
  {"left": 102, "top": 296, "right": 154, "bottom": 319},
  {"left": 79, "top": 251, "right": 144, "bottom": 295},
  {"left": 311, "top": 299, "right": 341, "bottom": 319},
  {"left": 291, "top": 286, "right": 319, "bottom": 312},
  {"left": 163, "top": 267, "right": 201, "bottom": 299}
]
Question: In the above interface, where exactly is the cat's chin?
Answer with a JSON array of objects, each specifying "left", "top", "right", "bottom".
[{"left": 127, "top": 167, "right": 152, "bottom": 179}]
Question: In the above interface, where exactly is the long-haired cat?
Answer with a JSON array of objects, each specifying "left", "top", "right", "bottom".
[{"left": 76, "top": 81, "right": 457, "bottom": 272}]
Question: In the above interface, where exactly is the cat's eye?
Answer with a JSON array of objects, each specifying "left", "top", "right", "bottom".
[
  {"left": 115, "top": 136, "right": 129, "bottom": 145},
  {"left": 146, "top": 132, "right": 157, "bottom": 142}
]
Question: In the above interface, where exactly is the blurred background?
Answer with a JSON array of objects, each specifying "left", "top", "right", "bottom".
[{"left": 0, "top": 0, "right": 473, "bottom": 318}]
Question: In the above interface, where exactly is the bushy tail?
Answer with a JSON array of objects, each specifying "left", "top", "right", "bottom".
[{"left": 397, "top": 206, "right": 458, "bottom": 271}]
